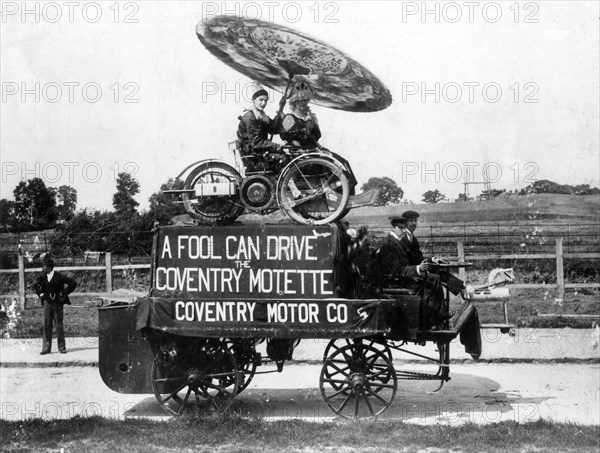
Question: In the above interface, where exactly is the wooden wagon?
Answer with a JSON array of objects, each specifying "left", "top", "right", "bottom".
[{"left": 99, "top": 223, "right": 481, "bottom": 419}]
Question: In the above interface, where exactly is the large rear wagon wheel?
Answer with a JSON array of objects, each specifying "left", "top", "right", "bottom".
[
  {"left": 182, "top": 162, "right": 244, "bottom": 225},
  {"left": 276, "top": 157, "right": 350, "bottom": 225},
  {"left": 151, "top": 339, "right": 239, "bottom": 417}
]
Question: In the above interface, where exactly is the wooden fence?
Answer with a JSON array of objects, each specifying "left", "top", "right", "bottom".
[{"left": 1, "top": 238, "right": 599, "bottom": 311}]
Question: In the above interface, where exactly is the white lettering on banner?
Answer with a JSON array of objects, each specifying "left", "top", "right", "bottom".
[
  {"left": 174, "top": 301, "right": 256, "bottom": 322},
  {"left": 265, "top": 235, "right": 318, "bottom": 260},
  {"left": 225, "top": 235, "right": 260, "bottom": 260},
  {"left": 267, "top": 303, "right": 320, "bottom": 323},
  {"left": 326, "top": 303, "right": 348, "bottom": 323},
  {"left": 156, "top": 267, "right": 332, "bottom": 295},
  {"left": 249, "top": 269, "right": 332, "bottom": 295},
  {"left": 177, "top": 235, "right": 222, "bottom": 259},
  {"left": 155, "top": 267, "right": 243, "bottom": 292},
  {"left": 161, "top": 237, "right": 172, "bottom": 259}
]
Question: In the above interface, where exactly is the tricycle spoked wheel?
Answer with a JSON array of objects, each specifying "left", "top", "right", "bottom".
[
  {"left": 182, "top": 162, "right": 244, "bottom": 225},
  {"left": 277, "top": 157, "right": 350, "bottom": 225},
  {"left": 225, "top": 339, "right": 258, "bottom": 394},
  {"left": 151, "top": 339, "right": 239, "bottom": 417},
  {"left": 320, "top": 342, "right": 397, "bottom": 419}
]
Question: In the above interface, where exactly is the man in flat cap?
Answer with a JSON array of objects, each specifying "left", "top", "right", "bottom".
[
  {"left": 32, "top": 258, "right": 77, "bottom": 354},
  {"left": 400, "top": 210, "right": 425, "bottom": 266},
  {"left": 379, "top": 214, "right": 433, "bottom": 285},
  {"left": 378, "top": 212, "right": 454, "bottom": 329}
]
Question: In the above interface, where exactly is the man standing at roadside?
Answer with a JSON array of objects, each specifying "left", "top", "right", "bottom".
[{"left": 32, "top": 258, "right": 77, "bottom": 355}]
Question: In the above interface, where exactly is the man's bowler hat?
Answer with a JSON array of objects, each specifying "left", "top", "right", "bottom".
[
  {"left": 389, "top": 215, "right": 407, "bottom": 225},
  {"left": 402, "top": 210, "right": 420, "bottom": 220}
]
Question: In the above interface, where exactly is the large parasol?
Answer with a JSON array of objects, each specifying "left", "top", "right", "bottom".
[{"left": 196, "top": 16, "right": 392, "bottom": 112}]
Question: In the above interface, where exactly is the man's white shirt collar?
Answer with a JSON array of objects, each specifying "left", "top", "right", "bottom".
[{"left": 46, "top": 270, "right": 55, "bottom": 282}]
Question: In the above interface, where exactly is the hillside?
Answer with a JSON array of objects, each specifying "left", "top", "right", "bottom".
[{"left": 345, "top": 193, "right": 600, "bottom": 226}]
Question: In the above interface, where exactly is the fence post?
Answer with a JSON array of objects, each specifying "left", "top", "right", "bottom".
[
  {"left": 456, "top": 241, "right": 466, "bottom": 281},
  {"left": 105, "top": 252, "right": 113, "bottom": 293},
  {"left": 555, "top": 237, "right": 564, "bottom": 301},
  {"left": 18, "top": 253, "right": 26, "bottom": 310}
]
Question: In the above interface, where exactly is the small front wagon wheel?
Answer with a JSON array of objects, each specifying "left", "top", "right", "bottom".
[
  {"left": 151, "top": 339, "right": 239, "bottom": 417},
  {"left": 320, "top": 342, "right": 397, "bottom": 419}
]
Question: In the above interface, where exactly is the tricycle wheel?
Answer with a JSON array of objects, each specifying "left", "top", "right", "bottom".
[
  {"left": 320, "top": 341, "right": 397, "bottom": 418},
  {"left": 151, "top": 339, "right": 239, "bottom": 416},
  {"left": 182, "top": 162, "right": 244, "bottom": 225},
  {"left": 276, "top": 157, "right": 350, "bottom": 225}
]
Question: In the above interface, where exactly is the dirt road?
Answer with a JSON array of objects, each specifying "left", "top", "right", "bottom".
[{"left": 1, "top": 363, "right": 598, "bottom": 425}]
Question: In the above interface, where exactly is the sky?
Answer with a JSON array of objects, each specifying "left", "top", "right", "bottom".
[{"left": 1, "top": 1, "right": 599, "bottom": 210}]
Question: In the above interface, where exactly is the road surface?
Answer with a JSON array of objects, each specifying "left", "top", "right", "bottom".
[{"left": 1, "top": 363, "right": 598, "bottom": 425}]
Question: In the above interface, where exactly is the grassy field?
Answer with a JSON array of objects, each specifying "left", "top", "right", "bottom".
[
  {"left": 1, "top": 415, "right": 599, "bottom": 453},
  {"left": 2, "top": 194, "right": 598, "bottom": 338}
]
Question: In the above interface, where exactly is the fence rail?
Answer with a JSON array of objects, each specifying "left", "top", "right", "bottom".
[{"left": 1, "top": 239, "right": 599, "bottom": 311}]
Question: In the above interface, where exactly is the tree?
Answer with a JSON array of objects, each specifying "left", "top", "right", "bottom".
[
  {"left": 55, "top": 185, "right": 78, "bottom": 221},
  {"left": 481, "top": 188, "right": 506, "bottom": 199},
  {"left": 12, "top": 178, "right": 57, "bottom": 230},
  {"left": 360, "top": 177, "right": 404, "bottom": 206},
  {"left": 456, "top": 193, "right": 468, "bottom": 202},
  {"left": 422, "top": 189, "right": 446, "bottom": 203},
  {"left": 113, "top": 172, "right": 140, "bottom": 215},
  {"left": 146, "top": 178, "right": 186, "bottom": 225},
  {"left": 0, "top": 199, "right": 15, "bottom": 231}
]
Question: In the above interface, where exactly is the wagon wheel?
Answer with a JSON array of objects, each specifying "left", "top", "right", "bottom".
[
  {"left": 225, "top": 339, "right": 258, "bottom": 394},
  {"left": 320, "top": 342, "right": 397, "bottom": 418},
  {"left": 151, "top": 339, "right": 239, "bottom": 416},
  {"left": 182, "top": 162, "right": 244, "bottom": 225},
  {"left": 322, "top": 338, "right": 392, "bottom": 364},
  {"left": 322, "top": 338, "right": 394, "bottom": 396},
  {"left": 277, "top": 157, "right": 350, "bottom": 225}
]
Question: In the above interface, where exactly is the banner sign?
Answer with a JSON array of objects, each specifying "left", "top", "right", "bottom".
[
  {"left": 152, "top": 224, "right": 340, "bottom": 299},
  {"left": 135, "top": 297, "right": 396, "bottom": 339}
]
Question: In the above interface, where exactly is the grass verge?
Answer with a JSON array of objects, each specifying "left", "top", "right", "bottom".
[{"left": 1, "top": 415, "right": 598, "bottom": 453}]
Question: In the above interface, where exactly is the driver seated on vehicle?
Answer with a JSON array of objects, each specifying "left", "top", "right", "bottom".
[
  {"left": 236, "top": 83, "right": 286, "bottom": 172},
  {"left": 279, "top": 81, "right": 325, "bottom": 151},
  {"left": 377, "top": 213, "right": 457, "bottom": 330}
]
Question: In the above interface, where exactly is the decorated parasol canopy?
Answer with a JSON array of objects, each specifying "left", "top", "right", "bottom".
[{"left": 196, "top": 16, "right": 392, "bottom": 112}]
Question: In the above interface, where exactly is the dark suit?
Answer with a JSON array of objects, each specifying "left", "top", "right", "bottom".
[
  {"left": 379, "top": 230, "right": 448, "bottom": 329},
  {"left": 32, "top": 271, "right": 77, "bottom": 352},
  {"left": 379, "top": 231, "right": 421, "bottom": 284},
  {"left": 400, "top": 232, "right": 424, "bottom": 266}
]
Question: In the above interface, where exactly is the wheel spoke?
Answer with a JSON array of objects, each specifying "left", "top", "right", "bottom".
[
  {"left": 160, "top": 381, "right": 188, "bottom": 404},
  {"left": 178, "top": 387, "right": 193, "bottom": 415},
  {"left": 361, "top": 391, "right": 375, "bottom": 415},
  {"left": 363, "top": 386, "right": 388, "bottom": 405}
]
